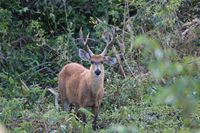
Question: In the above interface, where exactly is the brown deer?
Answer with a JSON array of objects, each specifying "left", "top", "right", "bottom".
[{"left": 58, "top": 29, "right": 116, "bottom": 129}]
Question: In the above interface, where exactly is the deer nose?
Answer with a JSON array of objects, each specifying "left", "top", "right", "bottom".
[{"left": 95, "top": 69, "right": 101, "bottom": 76}]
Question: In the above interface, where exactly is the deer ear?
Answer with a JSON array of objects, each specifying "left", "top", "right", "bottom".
[
  {"left": 104, "top": 56, "right": 117, "bottom": 65},
  {"left": 79, "top": 49, "right": 91, "bottom": 61}
]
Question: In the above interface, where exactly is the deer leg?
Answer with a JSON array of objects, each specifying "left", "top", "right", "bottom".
[
  {"left": 77, "top": 111, "right": 87, "bottom": 124},
  {"left": 64, "top": 100, "right": 70, "bottom": 112},
  {"left": 69, "top": 103, "right": 73, "bottom": 112},
  {"left": 76, "top": 105, "right": 81, "bottom": 118},
  {"left": 78, "top": 104, "right": 87, "bottom": 124},
  {"left": 82, "top": 112, "right": 86, "bottom": 124},
  {"left": 79, "top": 109, "right": 87, "bottom": 124},
  {"left": 75, "top": 105, "right": 80, "bottom": 116},
  {"left": 92, "top": 106, "right": 99, "bottom": 130}
]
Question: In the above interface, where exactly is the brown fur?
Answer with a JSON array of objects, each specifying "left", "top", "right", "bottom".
[{"left": 58, "top": 59, "right": 105, "bottom": 129}]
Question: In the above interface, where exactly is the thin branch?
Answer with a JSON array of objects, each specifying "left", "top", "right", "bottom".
[
  {"left": 0, "top": 61, "right": 56, "bottom": 86},
  {"left": 122, "top": 54, "right": 135, "bottom": 78},
  {"left": 75, "top": 38, "right": 101, "bottom": 44},
  {"left": 112, "top": 46, "right": 126, "bottom": 78},
  {"left": 43, "top": 121, "right": 49, "bottom": 133},
  {"left": 48, "top": 88, "right": 60, "bottom": 110},
  {"left": 9, "top": 36, "right": 34, "bottom": 46},
  {"left": 21, "top": 80, "right": 29, "bottom": 90}
]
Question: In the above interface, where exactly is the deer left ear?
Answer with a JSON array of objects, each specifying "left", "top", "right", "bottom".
[
  {"left": 79, "top": 49, "right": 91, "bottom": 61},
  {"left": 104, "top": 56, "right": 117, "bottom": 65}
]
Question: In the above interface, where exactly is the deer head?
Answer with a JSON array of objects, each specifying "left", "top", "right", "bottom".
[{"left": 78, "top": 29, "right": 116, "bottom": 76}]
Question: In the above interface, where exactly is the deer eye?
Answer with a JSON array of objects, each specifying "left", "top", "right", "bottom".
[
  {"left": 100, "top": 61, "right": 104, "bottom": 64},
  {"left": 91, "top": 61, "right": 95, "bottom": 64}
]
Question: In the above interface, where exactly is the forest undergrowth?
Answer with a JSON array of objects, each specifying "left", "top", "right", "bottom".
[{"left": 0, "top": 0, "right": 200, "bottom": 132}]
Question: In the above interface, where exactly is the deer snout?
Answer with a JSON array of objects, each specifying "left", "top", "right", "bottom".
[{"left": 95, "top": 69, "right": 101, "bottom": 76}]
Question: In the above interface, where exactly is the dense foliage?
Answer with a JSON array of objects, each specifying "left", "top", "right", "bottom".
[{"left": 0, "top": 0, "right": 200, "bottom": 132}]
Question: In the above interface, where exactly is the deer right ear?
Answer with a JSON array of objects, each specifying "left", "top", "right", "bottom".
[
  {"left": 79, "top": 49, "right": 91, "bottom": 61},
  {"left": 104, "top": 56, "right": 117, "bottom": 65}
]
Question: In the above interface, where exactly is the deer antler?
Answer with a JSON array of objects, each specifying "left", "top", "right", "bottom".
[
  {"left": 101, "top": 28, "right": 115, "bottom": 56},
  {"left": 79, "top": 28, "right": 94, "bottom": 56}
]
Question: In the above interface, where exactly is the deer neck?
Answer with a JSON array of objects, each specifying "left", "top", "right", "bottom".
[{"left": 89, "top": 67, "right": 104, "bottom": 94}]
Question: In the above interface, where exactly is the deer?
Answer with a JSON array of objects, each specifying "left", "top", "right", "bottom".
[{"left": 58, "top": 29, "right": 116, "bottom": 129}]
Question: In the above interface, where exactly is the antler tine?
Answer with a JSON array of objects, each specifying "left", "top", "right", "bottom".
[
  {"left": 79, "top": 28, "right": 94, "bottom": 56},
  {"left": 85, "top": 33, "right": 94, "bottom": 56},
  {"left": 101, "top": 28, "right": 115, "bottom": 56}
]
